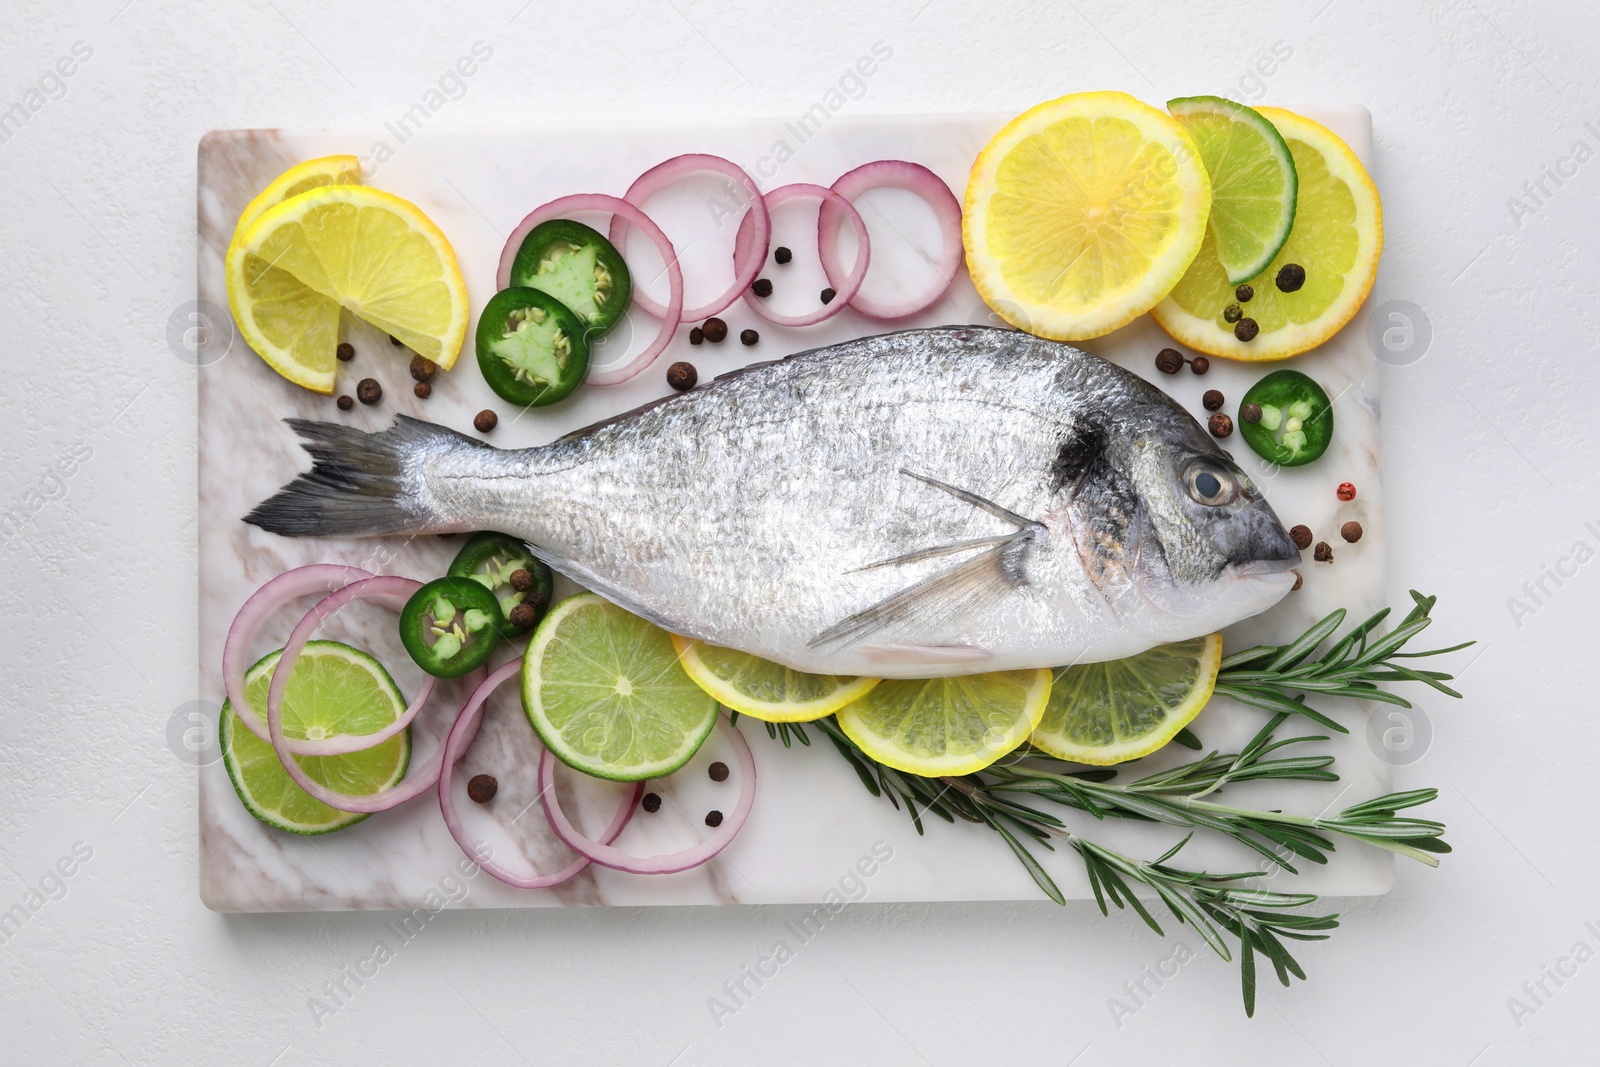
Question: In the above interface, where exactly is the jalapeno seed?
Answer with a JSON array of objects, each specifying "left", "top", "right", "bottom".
[
  {"left": 702, "top": 318, "right": 728, "bottom": 343},
  {"left": 337, "top": 395, "right": 354, "bottom": 411},
  {"left": 467, "top": 774, "right": 498, "bottom": 804},
  {"left": 1203, "top": 389, "right": 1225, "bottom": 412},
  {"left": 1276, "top": 263, "right": 1306, "bottom": 292},
  {"left": 474, "top": 410, "right": 498, "bottom": 433},
  {"left": 667, "top": 362, "right": 697, "bottom": 391},
  {"left": 751, "top": 278, "right": 773, "bottom": 298},
  {"left": 357, "top": 378, "right": 382, "bottom": 405}
]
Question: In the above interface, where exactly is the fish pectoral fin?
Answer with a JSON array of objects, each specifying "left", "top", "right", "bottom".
[
  {"left": 808, "top": 532, "right": 1037, "bottom": 650},
  {"left": 856, "top": 643, "right": 995, "bottom": 666}
]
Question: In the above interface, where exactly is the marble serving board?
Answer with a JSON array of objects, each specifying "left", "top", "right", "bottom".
[{"left": 197, "top": 111, "right": 1389, "bottom": 912}]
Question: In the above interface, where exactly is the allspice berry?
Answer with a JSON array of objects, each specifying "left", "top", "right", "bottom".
[
  {"left": 473, "top": 409, "right": 498, "bottom": 433},
  {"left": 1289, "top": 525, "right": 1313, "bottom": 550},
  {"left": 508, "top": 603, "right": 537, "bottom": 629},
  {"left": 1155, "top": 348, "right": 1185, "bottom": 374},
  {"left": 1291, "top": 572, "right": 1303, "bottom": 592},
  {"left": 666, "top": 361, "right": 697, "bottom": 391},
  {"left": 1314, "top": 541, "right": 1334, "bottom": 563},
  {"left": 1241, "top": 402, "right": 1263, "bottom": 424},
  {"left": 1341, "top": 521, "right": 1364, "bottom": 543},
  {"left": 467, "top": 774, "right": 497, "bottom": 804},
  {"left": 1189, "top": 356, "right": 1210, "bottom": 375},
  {"left": 1208, "top": 412, "right": 1233, "bottom": 438},
  {"left": 413, "top": 382, "right": 432, "bottom": 399},
  {"left": 336, "top": 395, "right": 354, "bottom": 411},
  {"left": 356, "top": 378, "right": 382, "bottom": 405},
  {"left": 701, "top": 317, "right": 729, "bottom": 343},
  {"left": 409, "top": 355, "right": 438, "bottom": 382},
  {"left": 1202, "top": 389, "right": 1225, "bottom": 411}
]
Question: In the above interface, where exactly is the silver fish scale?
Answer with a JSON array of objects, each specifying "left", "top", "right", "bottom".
[{"left": 454, "top": 327, "right": 1172, "bottom": 676}]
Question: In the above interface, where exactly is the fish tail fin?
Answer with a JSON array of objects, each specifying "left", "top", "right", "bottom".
[{"left": 244, "top": 416, "right": 491, "bottom": 538}]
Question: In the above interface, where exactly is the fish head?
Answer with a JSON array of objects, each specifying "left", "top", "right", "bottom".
[{"left": 1058, "top": 408, "right": 1300, "bottom": 628}]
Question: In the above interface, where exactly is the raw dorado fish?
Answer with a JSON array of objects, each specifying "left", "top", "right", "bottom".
[{"left": 247, "top": 327, "right": 1301, "bottom": 677}]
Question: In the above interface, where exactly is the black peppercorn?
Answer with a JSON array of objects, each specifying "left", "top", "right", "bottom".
[
  {"left": 774, "top": 246, "right": 792, "bottom": 265},
  {"left": 356, "top": 378, "right": 382, "bottom": 405},
  {"left": 510, "top": 568, "right": 534, "bottom": 592},
  {"left": 701, "top": 318, "right": 728, "bottom": 343},
  {"left": 1276, "top": 263, "right": 1306, "bottom": 292},
  {"left": 336, "top": 342, "right": 355, "bottom": 362},
  {"left": 467, "top": 774, "right": 497, "bottom": 804},
  {"left": 820, "top": 287, "right": 836, "bottom": 304},
  {"left": 413, "top": 381, "right": 431, "bottom": 399},
  {"left": 1202, "top": 389, "right": 1224, "bottom": 411},
  {"left": 1189, "top": 356, "right": 1210, "bottom": 375},
  {"left": 751, "top": 278, "right": 773, "bottom": 298},
  {"left": 1223, "top": 304, "right": 1243, "bottom": 323},
  {"left": 689, "top": 326, "right": 704, "bottom": 345},
  {"left": 1155, "top": 348, "right": 1185, "bottom": 374},
  {"left": 1235, "top": 284, "right": 1254, "bottom": 303},
  {"left": 1289, "top": 525, "right": 1313, "bottom": 550},
  {"left": 508, "top": 603, "right": 537, "bottom": 629},
  {"left": 739, "top": 328, "right": 759, "bottom": 346},
  {"left": 666, "top": 361, "right": 697, "bottom": 391},
  {"left": 642, "top": 792, "right": 662, "bottom": 813},
  {"left": 708, "top": 761, "right": 729, "bottom": 782},
  {"left": 1241, "top": 402, "right": 1262, "bottom": 424},
  {"left": 705, "top": 810, "right": 724, "bottom": 828},
  {"left": 389, "top": 334, "right": 403, "bottom": 347},
  {"left": 1234, "top": 318, "right": 1259, "bottom": 342},
  {"left": 474, "top": 409, "right": 497, "bottom": 433},
  {"left": 336, "top": 395, "right": 354, "bottom": 411},
  {"left": 1208, "top": 412, "right": 1233, "bottom": 438}
]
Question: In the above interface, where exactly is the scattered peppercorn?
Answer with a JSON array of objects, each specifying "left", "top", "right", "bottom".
[
  {"left": 751, "top": 278, "right": 774, "bottom": 298},
  {"left": 410, "top": 355, "right": 438, "bottom": 382},
  {"left": 1190, "top": 356, "right": 1210, "bottom": 375},
  {"left": 740, "top": 328, "right": 759, "bottom": 346},
  {"left": 702, "top": 317, "right": 729, "bottom": 343},
  {"left": 336, "top": 342, "right": 355, "bottom": 362},
  {"left": 356, "top": 378, "right": 382, "bottom": 405},
  {"left": 1276, "top": 263, "right": 1306, "bottom": 293},
  {"left": 820, "top": 287, "right": 837, "bottom": 304},
  {"left": 1235, "top": 284, "right": 1254, "bottom": 303},
  {"left": 1341, "top": 521, "right": 1363, "bottom": 543},
  {"left": 508, "top": 603, "right": 537, "bottom": 629},
  {"left": 1155, "top": 348, "right": 1185, "bottom": 374},
  {"left": 1337, "top": 482, "right": 1357, "bottom": 502},
  {"left": 705, "top": 810, "right": 724, "bottom": 828},
  {"left": 473, "top": 409, "right": 498, "bottom": 433},
  {"left": 1291, "top": 572, "right": 1303, "bottom": 592},
  {"left": 467, "top": 774, "right": 498, "bottom": 804},
  {"left": 336, "top": 395, "right": 355, "bottom": 411},
  {"left": 522, "top": 591, "right": 547, "bottom": 615},
  {"left": 1241, "top": 402, "right": 1262, "bottom": 424},
  {"left": 1314, "top": 541, "right": 1333, "bottom": 563},
  {"left": 708, "top": 761, "right": 729, "bottom": 782},
  {"left": 1234, "top": 318, "right": 1259, "bottom": 342},
  {"left": 1223, "top": 304, "right": 1243, "bottom": 323},
  {"left": 774, "top": 246, "right": 793, "bottom": 265},
  {"left": 689, "top": 326, "right": 705, "bottom": 346},
  {"left": 389, "top": 334, "right": 403, "bottom": 347},
  {"left": 413, "top": 381, "right": 432, "bottom": 400},
  {"left": 510, "top": 568, "right": 534, "bottom": 592},
  {"left": 1208, "top": 413, "right": 1233, "bottom": 438},
  {"left": 666, "top": 361, "right": 698, "bottom": 391},
  {"left": 641, "top": 792, "right": 662, "bottom": 813},
  {"left": 1202, "top": 389, "right": 1225, "bottom": 411},
  {"left": 1289, "top": 525, "right": 1313, "bottom": 550}
]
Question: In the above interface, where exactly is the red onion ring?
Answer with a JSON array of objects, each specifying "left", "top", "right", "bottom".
[
  {"left": 223, "top": 564, "right": 435, "bottom": 756},
  {"left": 735, "top": 183, "right": 870, "bottom": 327},
  {"left": 438, "top": 661, "right": 642, "bottom": 889},
  {"left": 266, "top": 575, "right": 485, "bottom": 814},
  {"left": 607, "top": 154, "right": 771, "bottom": 322},
  {"left": 817, "top": 160, "right": 964, "bottom": 319},
  {"left": 539, "top": 715, "right": 756, "bottom": 875},
  {"left": 496, "top": 193, "right": 683, "bottom": 386}
]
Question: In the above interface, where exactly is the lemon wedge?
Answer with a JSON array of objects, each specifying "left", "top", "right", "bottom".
[
  {"left": 671, "top": 637, "right": 880, "bottom": 723},
  {"left": 964, "top": 91, "right": 1211, "bottom": 340},
  {"left": 835, "top": 670, "right": 1052, "bottom": 777}
]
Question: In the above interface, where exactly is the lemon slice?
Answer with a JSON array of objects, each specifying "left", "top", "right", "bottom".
[
  {"left": 1029, "top": 634, "right": 1222, "bottom": 766},
  {"left": 225, "top": 156, "right": 362, "bottom": 394},
  {"left": 522, "top": 594, "right": 719, "bottom": 782},
  {"left": 1168, "top": 96, "right": 1297, "bottom": 285},
  {"left": 670, "top": 637, "right": 880, "bottom": 723},
  {"left": 964, "top": 91, "right": 1211, "bottom": 340},
  {"left": 835, "top": 670, "right": 1052, "bottom": 777},
  {"left": 1151, "top": 107, "right": 1382, "bottom": 361},
  {"left": 238, "top": 185, "right": 469, "bottom": 371},
  {"left": 220, "top": 640, "right": 411, "bottom": 835}
]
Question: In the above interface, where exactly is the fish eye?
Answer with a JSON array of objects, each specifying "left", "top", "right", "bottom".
[{"left": 1183, "top": 461, "right": 1239, "bottom": 507}]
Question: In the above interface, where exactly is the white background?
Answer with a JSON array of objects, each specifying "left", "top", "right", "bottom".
[{"left": 1, "top": 0, "right": 1596, "bottom": 1063}]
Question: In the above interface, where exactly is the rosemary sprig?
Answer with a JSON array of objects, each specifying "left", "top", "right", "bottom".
[{"left": 1213, "top": 590, "right": 1474, "bottom": 733}]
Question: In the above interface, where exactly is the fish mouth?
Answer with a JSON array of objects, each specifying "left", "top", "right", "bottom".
[{"left": 1226, "top": 554, "right": 1303, "bottom": 578}]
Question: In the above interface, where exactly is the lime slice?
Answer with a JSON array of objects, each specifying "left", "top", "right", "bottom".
[
  {"left": 1152, "top": 107, "right": 1382, "bottom": 361},
  {"left": 220, "top": 640, "right": 411, "bottom": 835},
  {"left": 670, "top": 636, "right": 880, "bottom": 723},
  {"left": 522, "top": 594, "right": 719, "bottom": 781},
  {"left": 1029, "top": 634, "right": 1222, "bottom": 766},
  {"left": 835, "top": 670, "right": 1052, "bottom": 777},
  {"left": 1168, "top": 96, "right": 1297, "bottom": 285},
  {"left": 224, "top": 155, "right": 361, "bottom": 394}
]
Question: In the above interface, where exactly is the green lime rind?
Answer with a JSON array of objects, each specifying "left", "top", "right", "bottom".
[
  {"left": 220, "top": 641, "right": 412, "bottom": 836},
  {"left": 521, "top": 593, "right": 719, "bottom": 782},
  {"left": 1168, "top": 96, "right": 1298, "bottom": 285}
]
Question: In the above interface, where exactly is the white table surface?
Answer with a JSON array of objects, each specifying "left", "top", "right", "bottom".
[{"left": 2, "top": 0, "right": 1595, "bottom": 1063}]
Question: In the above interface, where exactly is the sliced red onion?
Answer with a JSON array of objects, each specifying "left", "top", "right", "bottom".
[
  {"left": 496, "top": 193, "right": 683, "bottom": 386},
  {"left": 735, "top": 184, "right": 869, "bottom": 327},
  {"left": 539, "top": 715, "right": 756, "bottom": 875},
  {"left": 607, "top": 154, "right": 771, "bottom": 322},
  {"left": 818, "top": 160, "right": 964, "bottom": 320},
  {"left": 266, "top": 575, "right": 484, "bottom": 814},
  {"left": 223, "top": 563, "right": 437, "bottom": 756},
  {"left": 438, "top": 661, "right": 641, "bottom": 890}
]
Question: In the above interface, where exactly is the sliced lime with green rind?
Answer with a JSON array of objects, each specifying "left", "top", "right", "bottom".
[
  {"left": 1168, "top": 96, "right": 1297, "bottom": 285},
  {"left": 521, "top": 593, "right": 719, "bottom": 782},
  {"left": 220, "top": 640, "right": 411, "bottom": 835},
  {"left": 1029, "top": 634, "right": 1222, "bottom": 766}
]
